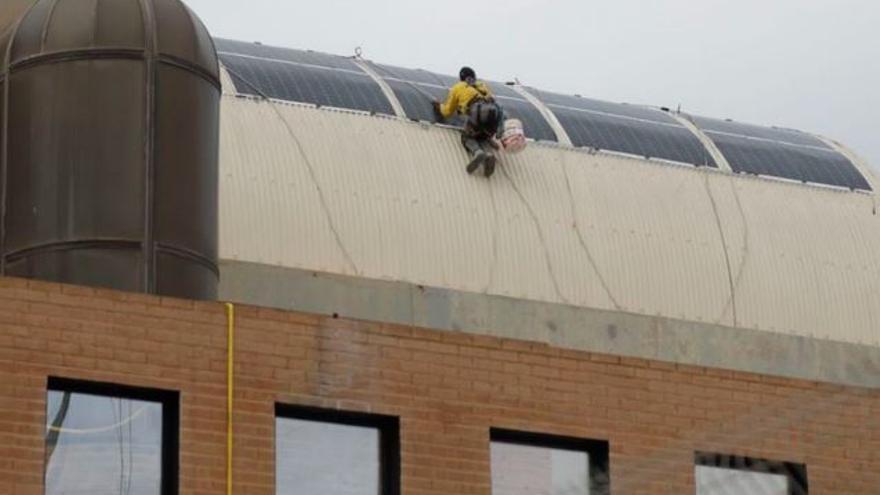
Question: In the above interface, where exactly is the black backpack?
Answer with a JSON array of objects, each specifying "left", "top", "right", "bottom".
[{"left": 468, "top": 99, "right": 501, "bottom": 134}]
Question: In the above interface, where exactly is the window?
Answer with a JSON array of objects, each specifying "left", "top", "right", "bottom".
[
  {"left": 695, "top": 452, "right": 808, "bottom": 495},
  {"left": 490, "top": 428, "right": 610, "bottom": 495},
  {"left": 275, "top": 404, "right": 399, "bottom": 495},
  {"left": 45, "top": 377, "right": 179, "bottom": 495}
]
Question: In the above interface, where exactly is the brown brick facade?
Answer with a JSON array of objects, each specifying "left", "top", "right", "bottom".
[{"left": 0, "top": 276, "right": 878, "bottom": 494}]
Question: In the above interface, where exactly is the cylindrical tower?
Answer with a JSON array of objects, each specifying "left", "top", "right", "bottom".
[{"left": 0, "top": 0, "right": 220, "bottom": 299}]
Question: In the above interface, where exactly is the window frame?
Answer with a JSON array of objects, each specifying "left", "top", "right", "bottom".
[
  {"left": 274, "top": 403, "right": 400, "bottom": 495},
  {"left": 46, "top": 376, "right": 180, "bottom": 495},
  {"left": 490, "top": 427, "right": 610, "bottom": 495},
  {"left": 694, "top": 451, "right": 808, "bottom": 495}
]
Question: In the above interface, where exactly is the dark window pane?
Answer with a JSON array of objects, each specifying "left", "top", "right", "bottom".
[
  {"left": 696, "top": 465, "right": 788, "bottom": 494},
  {"left": 45, "top": 390, "right": 164, "bottom": 495},
  {"left": 491, "top": 441, "right": 590, "bottom": 495},
  {"left": 695, "top": 452, "right": 807, "bottom": 495},
  {"left": 276, "top": 417, "right": 381, "bottom": 495}
]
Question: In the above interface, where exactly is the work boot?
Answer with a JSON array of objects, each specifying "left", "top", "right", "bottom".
[
  {"left": 484, "top": 154, "right": 497, "bottom": 178},
  {"left": 466, "top": 150, "right": 488, "bottom": 175}
]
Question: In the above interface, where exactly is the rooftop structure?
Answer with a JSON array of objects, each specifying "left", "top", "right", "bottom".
[{"left": 213, "top": 40, "right": 880, "bottom": 388}]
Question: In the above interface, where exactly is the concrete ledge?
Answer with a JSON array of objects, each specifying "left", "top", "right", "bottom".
[{"left": 219, "top": 260, "right": 880, "bottom": 389}]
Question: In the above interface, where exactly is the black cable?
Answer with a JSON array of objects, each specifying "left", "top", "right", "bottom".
[
  {"left": 126, "top": 399, "right": 133, "bottom": 495},
  {"left": 115, "top": 398, "right": 124, "bottom": 495},
  {"left": 44, "top": 391, "right": 72, "bottom": 476}
]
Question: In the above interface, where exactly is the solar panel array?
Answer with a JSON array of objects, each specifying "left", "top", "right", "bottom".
[
  {"left": 215, "top": 39, "right": 395, "bottom": 116},
  {"left": 692, "top": 116, "right": 871, "bottom": 191},
  {"left": 372, "top": 63, "right": 558, "bottom": 142},
  {"left": 528, "top": 89, "right": 717, "bottom": 167},
  {"left": 213, "top": 40, "right": 872, "bottom": 192}
]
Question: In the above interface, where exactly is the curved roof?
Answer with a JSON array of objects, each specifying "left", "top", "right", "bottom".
[
  {"left": 1, "top": 0, "right": 218, "bottom": 78},
  {"left": 214, "top": 40, "right": 879, "bottom": 349},
  {"left": 215, "top": 39, "right": 874, "bottom": 192},
  {"left": 217, "top": 102, "right": 880, "bottom": 347}
]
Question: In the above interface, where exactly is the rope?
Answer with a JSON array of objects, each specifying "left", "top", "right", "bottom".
[
  {"left": 703, "top": 172, "right": 739, "bottom": 327},
  {"left": 559, "top": 152, "right": 622, "bottom": 310},
  {"left": 500, "top": 165, "right": 571, "bottom": 305},
  {"left": 718, "top": 176, "right": 750, "bottom": 323}
]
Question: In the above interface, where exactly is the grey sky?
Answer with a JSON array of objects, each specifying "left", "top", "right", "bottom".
[{"left": 187, "top": 0, "right": 879, "bottom": 170}]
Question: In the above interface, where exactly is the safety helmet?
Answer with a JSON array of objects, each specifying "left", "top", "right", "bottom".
[{"left": 459, "top": 66, "right": 476, "bottom": 82}]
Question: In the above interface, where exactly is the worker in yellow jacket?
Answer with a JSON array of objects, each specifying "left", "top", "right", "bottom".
[{"left": 433, "top": 67, "right": 505, "bottom": 178}]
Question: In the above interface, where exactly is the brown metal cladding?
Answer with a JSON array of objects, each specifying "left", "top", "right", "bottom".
[
  {"left": 0, "top": 0, "right": 220, "bottom": 299},
  {"left": 153, "top": 63, "right": 220, "bottom": 299},
  {"left": 5, "top": 60, "right": 148, "bottom": 252},
  {"left": 0, "top": 0, "right": 37, "bottom": 30}
]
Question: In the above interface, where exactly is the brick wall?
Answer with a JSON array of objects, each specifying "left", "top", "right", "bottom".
[{"left": 0, "top": 276, "right": 878, "bottom": 494}]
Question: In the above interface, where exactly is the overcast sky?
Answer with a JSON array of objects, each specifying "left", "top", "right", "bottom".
[{"left": 187, "top": 0, "right": 879, "bottom": 170}]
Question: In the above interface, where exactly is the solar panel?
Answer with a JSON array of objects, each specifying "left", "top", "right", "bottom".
[
  {"left": 373, "top": 64, "right": 557, "bottom": 141},
  {"left": 529, "top": 89, "right": 717, "bottom": 167},
  {"left": 215, "top": 39, "right": 359, "bottom": 71},
  {"left": 691, "top": 115, "right": 832, "bottom": 149},
  {"left": 373, "top": 64, "right": 456, "bottom": 87},
  {"left": 220, "top": 54, "right": 394, "bottom": 115},
  {"left": 216, "top": 40, "right": 395, "bottom": 115},
  {"left": 382, "top": 77, "right": 466, "bottom": 126},
  {"left": 689, "top": 115, "right": 871, "bottom": 190},
  {"left": 709, "top": 133, "right": 871, "bottom": 190},
  {"left": 533, "top": 90, "right": 678, "bottom": 124},
  {"left": 494, "top": 95, "right": 557, "bottom": 142}
]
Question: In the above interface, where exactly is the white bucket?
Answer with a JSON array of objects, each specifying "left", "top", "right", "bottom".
[{"left": 501, "top": 119, "right": 527, "bottom": 153}]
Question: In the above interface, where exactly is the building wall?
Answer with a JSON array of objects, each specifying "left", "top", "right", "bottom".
[{"left": 0, "top": 276, "right": 878, "bottom": 495}]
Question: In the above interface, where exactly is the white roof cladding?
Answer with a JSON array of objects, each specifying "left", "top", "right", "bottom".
[{"left": 219, "top": 95, "right": 880, "bottom": 347}]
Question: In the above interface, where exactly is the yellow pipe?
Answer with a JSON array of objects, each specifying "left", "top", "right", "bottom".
[{"left": 224, "top": 302, "right": 235, "bottom": 495}]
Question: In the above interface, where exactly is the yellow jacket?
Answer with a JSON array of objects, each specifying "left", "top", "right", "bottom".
[{"left": 439, "top": 81, "right": 494, "bottom": 119}]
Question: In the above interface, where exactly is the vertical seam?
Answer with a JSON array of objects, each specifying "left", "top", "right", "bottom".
[
  {"left": 39, "top": 0, "right": 60, "bottom": 53},
  {"left": 560, "top": 152, "right": 621, "bottom": 310},
  {"left": 353, "top": 58, "right": 406, "bottom": 119},
  {"left": 1, "top": 1, "right": 43, "bottom": 275},
  {"left": 90, "top": 0, "right": 99, "bottom": 47},
  {"left": 138, "top": 0, "right": 157, "bottom": 292}
]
